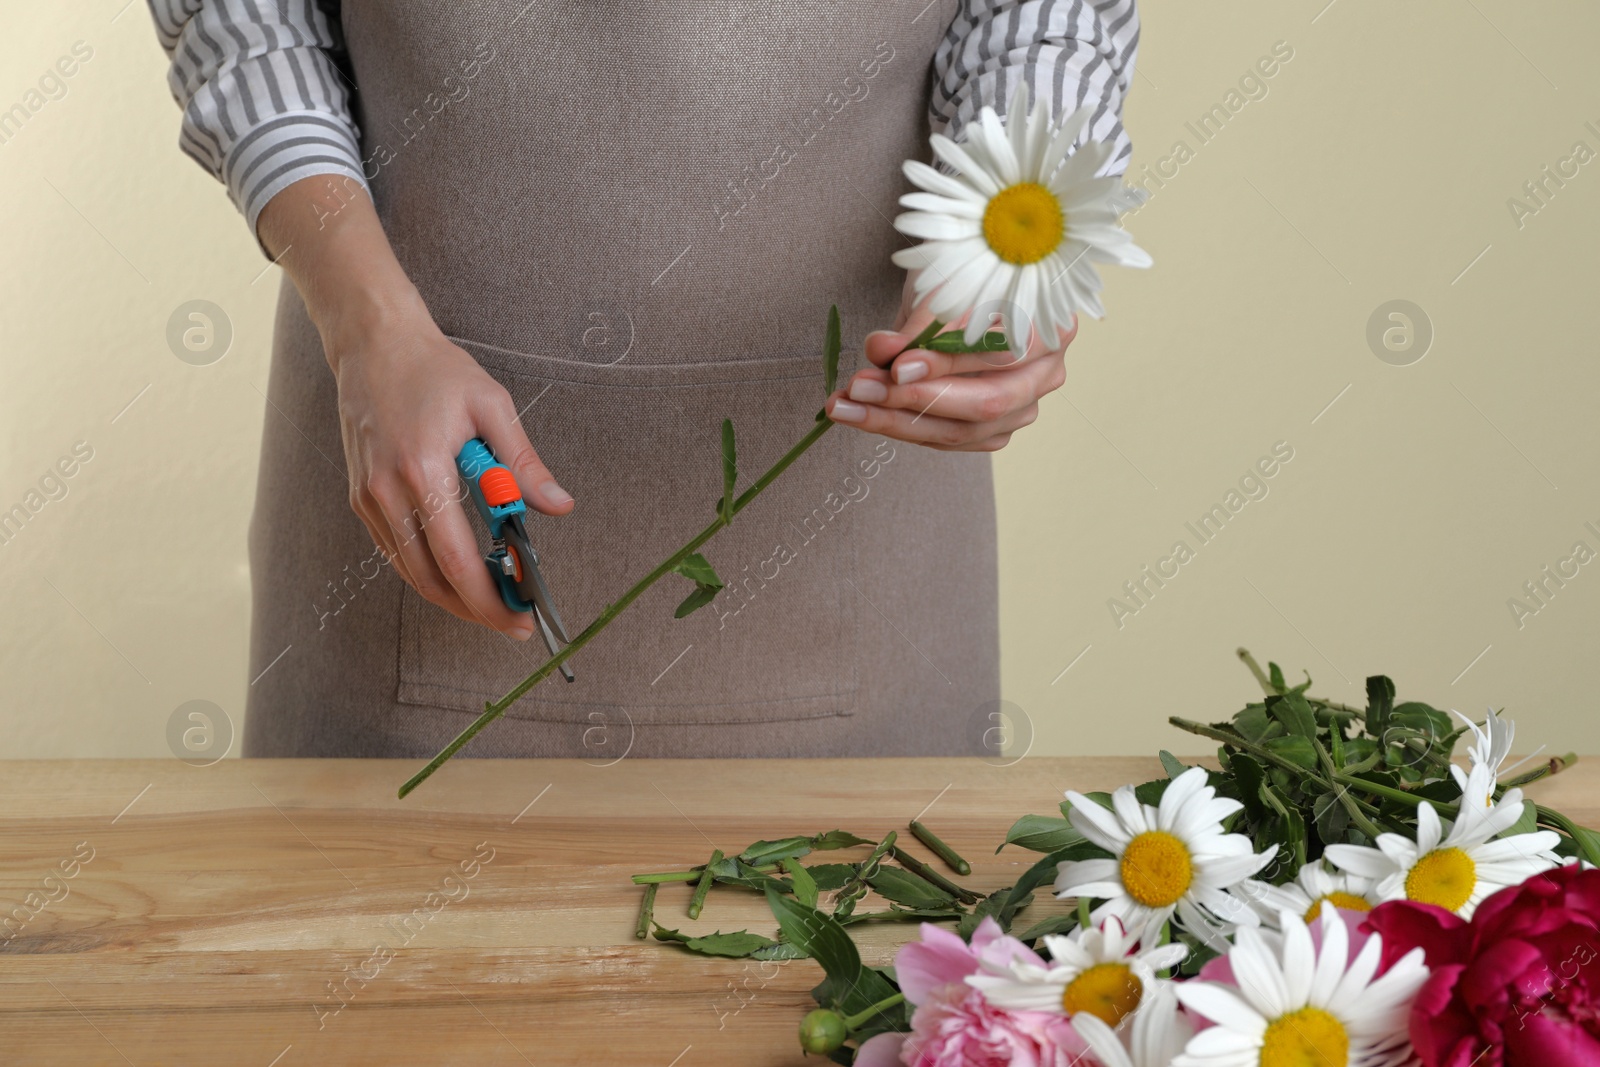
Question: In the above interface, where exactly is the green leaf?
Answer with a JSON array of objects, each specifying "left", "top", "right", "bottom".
[
  {"left": 993, "top": 841, "right": 1104, "bottom": 931},
  {"left": 1001, "top": 814, "right": 1085, "bottom": 854},
  {"left": 810, "top": 830, "right": 872, "bottom": 850},
  {"left": 671, "top": 552, "right": 725, "bottom": 619},
  {"left": 783, "top": 857, "right": 819, "bottom": 908},
  {"left": 1263, "top": 734, "right": 1317, "bottom": 769},
  {"left": 1134, "top": 778, "right": 1172, "bottom": 807},
  {"left": 1235, "top": 705, "right": 1273, "bottom": 742},
  {"left": 1366, "top": 675, "right": 1395, "bottom": 736},
  {"left": 652, "top": 924, "right": 777, "bottom": 958},
  {"left": 1571, "top": 825, "right": 1600, "bottom": 868},
  {"left": 804, "top": 863, "right": 856, "bottom": 891},
  {"left": 1229, "top": 753, "right": 1269, "bottom": 824},
  {"left": 822, "top": 305, "right": 842, "bottom": 397},
  {"left": 1268, "top": 692, "right": 1318, "bottom": 738},
  {"left": 1268, "top": 661, "right": 1286, "bottom": 692},
  {"left": 740, "top": 837, "right": 813, "bottom": 865},
  {"left": 957, "top": 892, "right": 1006, "bottom": 940},
  {"left": 1158, "top": 751, "right": 1189, "bottom": 778},
  {"left": 752, "top": 942, "right": 810, "bottom": 961},
  {"left": 1014, "top": 913, "right": 1081, "bottom": 942},
  {"left": 1506, "top": 800, "right": 1539, "bottom": 837},
  {"left": 866, "top": 866, "right": 956, "bottom": 909},
  {"left": 1312, "top": 790, "right": 1349, "bottom": 842},
  {"left": 1389, "top": 702, "right": 1454, "bottom": 754},
  {"left": 765, "top": 890, "right": 898, "bottom": 1016}
]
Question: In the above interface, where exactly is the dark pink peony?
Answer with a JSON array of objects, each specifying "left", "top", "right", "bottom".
[{"left": 1365, "top": 862, "right": 1600, "bottom": 1066}]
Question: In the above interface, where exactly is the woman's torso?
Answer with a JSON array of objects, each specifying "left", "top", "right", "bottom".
[{"left": 244, "top": 0, "right": 1001, "bottom": 760}]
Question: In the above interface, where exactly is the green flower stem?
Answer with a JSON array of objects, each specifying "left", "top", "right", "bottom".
[
  {"left": 909, "top": 820, "right": 972, "bottom": 876},
  {"left": 1536, "top": 804, "right": 1600, "bottom": 867},
  {"left": 395, "top": 319, "right": 997, "bottom": 799},
  {"left": 632, "top": 863, "right": 779, "bottom": 885},
  {"left": 843, "top": 993, "right": 906, "bottom": 1031},
  {"left": 889, "top": 845, "right": 981, "bottom": 904},
  {"left": 635, "top": 882, "right": 657, "bottom": 940},
  {"left": 1169, "top": 717, "right": 1378, "bottom": 816},
  {"left": 1235, "top": 647, "right": 1365, "bottom": 720},
  {"left": 398, "top": 417, "right": 835, "bottom": 798},
  {"left": 1236, "top": 648, "right": 1277, "bottom": 695},
  {"left": 631, "top": 870, "right": 705, "bottom": 885},
  {"left": 1311, "top": 737, "right": 1384, "bottom": 839},
  {"left": 688, "top": 850, "right": 721, "bottom": 920},
  {"left": 1328, "top": 773, "right": 1457, "bottom": 816}
]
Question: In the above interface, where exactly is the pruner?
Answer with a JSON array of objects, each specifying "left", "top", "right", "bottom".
[{"left": 455, "top": 438, "right": 575, "bottom": 681}]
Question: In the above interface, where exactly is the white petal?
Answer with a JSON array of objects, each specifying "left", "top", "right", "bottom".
[
  {"left": 894, "top": 211, "right": 980, "bottom": 242},
  {"left": 889, "top": 242, "right": 943, "bottom": 271},
  {"left": 1112, "top": 785, "right": 1151, "bottom": 837},
  {"left": 1071, "top": 1012, "right": 1136, "bottom": 1067},
  {"left": 1174, "top": 982, "right": 1268, "bottom": 1036},
  {"left": 898, "top": 191, "right": 985, "bottom": 218},
  {"left": 1038, "top": 107, "right": 1093, "bottom": 185},
  {"left": 1228, "top": 926, "right": 1291, "bottom": 1018},
  {"left": 901, "top": 159, "right": 989, "bottom": 204},
  {"left": 1415, "top": 803, "right": 1443, "bottom": 853},
  {"left": 929, "top": 134, "right": 1001, "bottom": 197},
  {"left": 975, "top": 106, "right": 1021, "bottom": 185},
  {"left": 1323, "top": 844, "right": 1398, "bottom": 880},
  {"left": 1279, "top": 914, "right": 1315, "bottom": 1009}
]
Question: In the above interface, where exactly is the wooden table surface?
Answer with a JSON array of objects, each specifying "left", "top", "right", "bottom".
[{"left": 3, "top": 757, "right": 1596, "bottom": 1067}]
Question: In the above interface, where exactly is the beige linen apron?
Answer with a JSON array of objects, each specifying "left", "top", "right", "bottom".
[{"left": 242, "top": 0, "right": 1001, "bottom": 760}]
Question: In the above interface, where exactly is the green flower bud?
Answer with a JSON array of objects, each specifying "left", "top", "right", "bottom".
[{"left": 798, "top": 1008, "right": 847, "bottom": 1054}]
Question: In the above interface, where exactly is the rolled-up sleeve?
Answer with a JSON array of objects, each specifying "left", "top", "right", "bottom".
[
  {"left": 146, "top": 0, "right": 371, "bottom": 248},
  {"left": 931, "top": 0, "right": 1140, "bottom": 177}
]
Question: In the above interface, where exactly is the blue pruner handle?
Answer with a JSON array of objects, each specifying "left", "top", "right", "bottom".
[{"left": 456, "top": 438, "right": 530, "bottom": 614}]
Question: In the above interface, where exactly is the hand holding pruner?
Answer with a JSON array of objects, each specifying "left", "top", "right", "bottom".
[{"left": 455, "top": 438, "right": 576, "bottom": 681}]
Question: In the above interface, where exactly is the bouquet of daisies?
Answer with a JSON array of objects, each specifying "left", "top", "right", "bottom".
[{"left": 634, "top": 651, "right": 1598, "bottom": 1067}]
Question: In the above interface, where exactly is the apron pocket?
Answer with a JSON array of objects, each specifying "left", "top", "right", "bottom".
[{"left": 395, "top": 336, "right": 862, "bottom": 725}]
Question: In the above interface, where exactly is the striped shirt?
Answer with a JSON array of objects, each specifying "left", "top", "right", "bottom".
[{"left": 145, "top": 0, "right": 1138, "bottom": 248}]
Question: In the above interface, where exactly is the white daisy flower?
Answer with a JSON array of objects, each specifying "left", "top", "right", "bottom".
[
  {"left": 1072, "top": 981, "right": 1193, "bottom": 1067},
  {"left": 1233, "top": 861, "right": 1381, "bottom": 929},
  {"left": 1173, "top": 907, "right": 1430, "bottom": 1067},
  {"left": 891, "top": 81, "right": 1152, "bottom": 352},
  {"left": 1323, "top": 793, "right": 1559, "bottom": 918},
  {"left": 1448, "top": 707, "right": 1515, "bottom": 795},
  {"left": 964, "top": 915, "right": 1187, "bottom": 1027},
  {"left": 1055, "top": 766, "right": 1277, "bottom": 949}
]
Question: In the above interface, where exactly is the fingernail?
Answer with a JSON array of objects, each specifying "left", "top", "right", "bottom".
[
  {"left": 866, "top": 329, "right": 901, "bottom": 345},
  {"left": 830, "top": 399, "right": 867, "bottom": 423},
  {"left": 538, "top": 482, "right": 573, "bottom": 508},
  {"left": 510, "top": 620, "right": 534, "bottom": 641},
  {"left": 895, "top": 359, "right": 929, "bottom": 385},
  {"left": 848, "top": 379, "right": 888, "bottom": 403}
]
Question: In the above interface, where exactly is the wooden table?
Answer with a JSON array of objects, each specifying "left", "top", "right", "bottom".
[{"left": 3, "top": 758, "right": 1596, "bottom": 1066}]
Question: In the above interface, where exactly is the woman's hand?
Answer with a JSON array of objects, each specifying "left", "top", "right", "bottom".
[
  {"left": 258, "top": 176, "right": 572, "bottom": 640},
  {"left": 823, "top": 274, "right": 1075, "bottom": 451}
]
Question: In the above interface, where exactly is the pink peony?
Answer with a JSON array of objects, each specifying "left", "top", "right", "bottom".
[
  {"left": 854, "top": 918, "right": 1087, "bottom": 1067},
  {"left": 1365, "top": 862, "right": 1600, "bottom": 1066}
]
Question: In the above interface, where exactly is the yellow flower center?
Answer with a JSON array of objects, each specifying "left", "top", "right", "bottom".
[
  {"left": 1302, "top": 892, "right": 1373, "bottom": 923},
  {"left": 1405, "top": 848, "right": 1477, "bottom": 912},
  {"left": 1260, "top": 1007, "right": 1349, "bottom": 1067},
  {"left": 1119, "top": 831, "right": 1194, "bottom": 908},
  {"left": 982, "top": 182, "right": 1064, "bottom": 265},
  {"left": 1061, "top": 962, "right": 1143, "bottom": 1027}
]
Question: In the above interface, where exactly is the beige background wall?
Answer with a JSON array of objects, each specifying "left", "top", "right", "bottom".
[{"left": 3, "top": 1, "right": 1597, "bottom": 760}]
